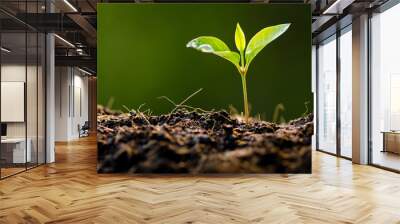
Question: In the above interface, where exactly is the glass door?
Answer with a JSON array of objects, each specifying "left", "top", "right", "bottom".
[{"left": 317, "top": 35, "right": 337, "bottom": 154}]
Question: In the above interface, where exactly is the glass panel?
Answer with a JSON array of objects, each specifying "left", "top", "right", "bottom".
[
  {"left": 0, "top": 1, "right": 46, "bottom": 178},
  {"left": 339, "top": 28, "right": 352, "bottom": 158},
  {"left": 26, "top": 0, "right": 41, "bottom": 169},
  {"left": 1, "top": 31, "right": 27, "bottom": 177},
  {"left": 317, "top": 36, "right": 337, "bottom": 154},
  {"left": 38, "top": 32, "right": 45, "bottom": 165},
  {"left": 27, "top": 31, "right": 38, "bottom": 169},
  {"left": 371, "top": 4, "right": 400, "bottom": 171}
]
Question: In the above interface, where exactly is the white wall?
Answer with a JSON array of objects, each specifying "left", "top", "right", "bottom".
[
  {"left": 55, "top": 66, "right": 69, "bottom": 141},
  {"left": 55, "top": 66, "right": 89, "bottom": 141},
  {"left": 72, "top": 73, "right": 89, "bottom": 138},
  {"left": 312, "top": 45, "right": 316, "bottom": 150},
  {"left": 1, "top": 65, "right": 26, "bottom": 138},
  {"left": 1, "top": 65, "right": 42, "bottom": 138}
]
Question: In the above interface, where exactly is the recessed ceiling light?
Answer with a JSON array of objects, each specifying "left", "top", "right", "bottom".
[
  {"left": 54, "top": 34, "right": 75, "bottom": 48},
  {"left": 1, "top": 47, "right": 11, "bottom": 53},
  {"left": 63, "top": 0, "right": 78, "bottom": 12},
  {"left": 78, "top": 67, "right": 93, "bottom": 76},
  {"left": 322, "top": 0, "right": 353, "bottom": 15}
]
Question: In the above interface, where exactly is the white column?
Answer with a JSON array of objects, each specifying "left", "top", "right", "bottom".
[
  {"left": 312, "top": 45, "right": 317, "bottom": 150},
  {"left": 352, "top": 14, "right": 369, "bottom": 164},
  {"left": 46, "top": 32, "right": 55, "bottom": 163}
]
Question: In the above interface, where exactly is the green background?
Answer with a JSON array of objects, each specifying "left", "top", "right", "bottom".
[{"left": 98, "top": 3, "right": 311, "bottom": 121}]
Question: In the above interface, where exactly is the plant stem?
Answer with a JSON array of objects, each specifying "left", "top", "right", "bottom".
[
  {"left": 240, "top": 52, "right": 244, "bottom": 67},
  {"left": 240, "top": 74, "right": 249, "bottom": 121}
]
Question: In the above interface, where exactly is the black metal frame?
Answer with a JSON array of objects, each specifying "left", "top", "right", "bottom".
[
  {"left": 336, "top": 27, "right": 341, "bottom": 157},
  {"left": 367, "top": 10, "right": 373, "bottom": 166},
  {"left": 315, "top": 44, "right": 319, "bottom": 152},
  {"left": 0, "top": 0, "right": 47, "bottom": 180}
]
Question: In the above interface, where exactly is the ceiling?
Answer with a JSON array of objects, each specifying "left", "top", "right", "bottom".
[{"left": 0, "top": 0, "right": 390, "bottom": 74}]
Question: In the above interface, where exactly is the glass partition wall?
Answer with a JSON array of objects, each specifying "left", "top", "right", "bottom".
[
  {"left": 316, "top": 26, "right": 353, "bottom": 159},
  {"left": 339, "top": 27, "right": 352, "bottom": 159},
  {"left": 0, "top": 7, "right": 46, "bottom": 179},
  {"left": 316, "top": 0, "right": 400, "bottom": 171},
  {"left": 370, "top": 3, "right": 400, "bottom": 171},
  {"left": 0, "top": 31, "right": 27, "bottom": 177}
]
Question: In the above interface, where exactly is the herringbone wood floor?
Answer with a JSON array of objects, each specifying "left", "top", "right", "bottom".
[{"left": 1, "top": 136, "right": 400, "bottom": 224}]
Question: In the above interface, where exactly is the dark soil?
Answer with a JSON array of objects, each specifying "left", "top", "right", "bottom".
[{"left": 97, "top": 106, "right": 313, "bottom": 174}]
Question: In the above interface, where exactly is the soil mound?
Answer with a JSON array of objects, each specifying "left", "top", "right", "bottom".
[{"left": 97, "top": 106, "right": 313, "bottom": 173}]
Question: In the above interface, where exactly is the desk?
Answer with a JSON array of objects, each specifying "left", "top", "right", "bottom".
[
  {"left": 1, "top": 138, "right": 31, "bottom": 163},
  {"left": 382, "top": 131, "right": 400, "bottom": 154}
]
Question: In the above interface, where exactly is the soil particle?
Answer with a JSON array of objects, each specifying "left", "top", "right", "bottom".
[{"left": 97, "top": 106, "right": 313, "bottom": 173}]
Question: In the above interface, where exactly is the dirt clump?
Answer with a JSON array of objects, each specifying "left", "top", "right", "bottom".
[{"left": 97, "top": 106, "right": 313, "bottom": 174}]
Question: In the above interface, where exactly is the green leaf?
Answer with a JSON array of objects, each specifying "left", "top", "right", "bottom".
[
  {"left": 245, "top": 23, "right": 290, "bottom": 67},
  {"left": 187, "top": 36, "right": 240, "bottom": 68},
  {"left": 213, "top": 51, "right": 241, "bottom": 68},
  {"left": 235, "top": 23, "right": 246, "bottom": 54}
]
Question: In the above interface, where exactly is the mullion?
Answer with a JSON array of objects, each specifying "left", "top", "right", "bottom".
[
  {"left": 25, "top": 0, "right": 28, "bottom": 171},
  {"left": 36, "top": 0, "right": 39, "bottom": 168},
  {"left": 44, "top": 0, "right": 47, "bottom": 164},
  {"left": 367, "top": 11, "right": 373, "bottom": 165},
  {"left": 336, "top": 30, "right": 341, "bottom": 157},
  {"left": 315, "top": 44, "right": 319, "bottom": 151}
]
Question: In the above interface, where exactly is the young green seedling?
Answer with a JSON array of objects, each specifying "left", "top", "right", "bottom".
[{"left": 186, "top": 23, "right": 290, "bottom": 121}]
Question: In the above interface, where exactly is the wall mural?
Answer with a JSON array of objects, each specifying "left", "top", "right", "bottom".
[{"left": 97, "top": 3, "right": 313, "bottom": 174}]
